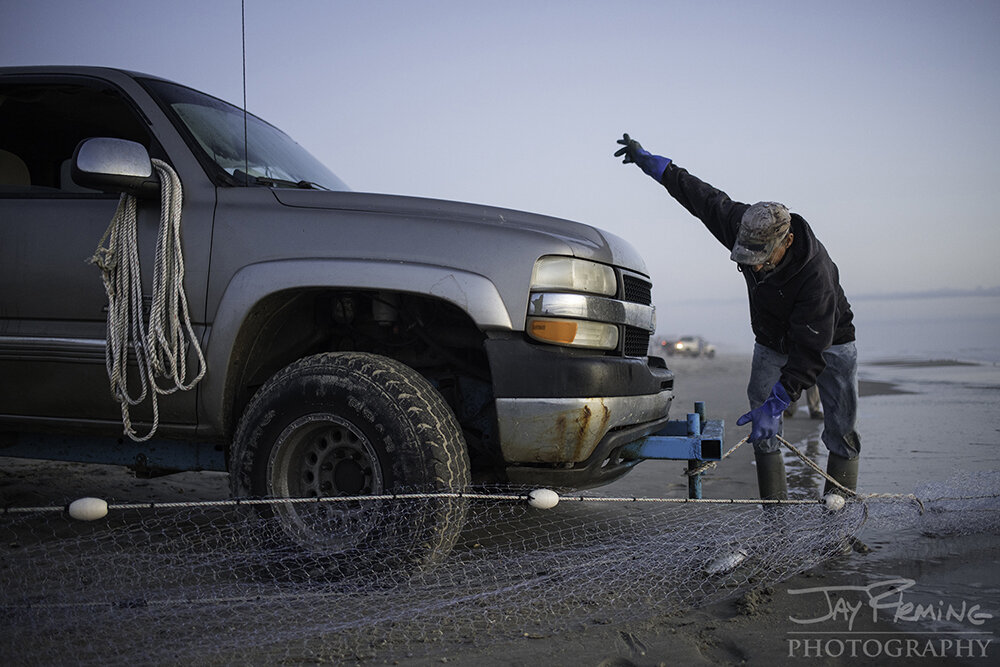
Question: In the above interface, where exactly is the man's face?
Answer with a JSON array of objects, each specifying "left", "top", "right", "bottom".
[{"left": 752, "top": 232, "right": 794, "bottom": 272}]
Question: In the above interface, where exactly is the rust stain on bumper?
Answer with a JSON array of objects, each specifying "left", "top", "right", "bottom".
[{"left": 497, "top": 394, "right": 655, "bottom": 464}]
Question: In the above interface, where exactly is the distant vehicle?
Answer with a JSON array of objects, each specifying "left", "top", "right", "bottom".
[
  {"left": 653, "top": 336, "right": 677, "bottom": 355},
  {"left": 668, "top": 336, "right": 716, "bottom": 358}
]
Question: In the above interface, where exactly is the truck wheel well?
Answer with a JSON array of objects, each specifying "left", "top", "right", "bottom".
[{"left": 224, "top": 289, "right": 502, "bottom": 477}]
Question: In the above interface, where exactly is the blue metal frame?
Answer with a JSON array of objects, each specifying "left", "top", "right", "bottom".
[{"left": 621, "top": 402, "right": 725, "bottom": 499}]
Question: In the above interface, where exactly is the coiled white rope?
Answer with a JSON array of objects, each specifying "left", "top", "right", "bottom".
[{"left": 88, "top": 159, "right": 206, "bottom": 442}]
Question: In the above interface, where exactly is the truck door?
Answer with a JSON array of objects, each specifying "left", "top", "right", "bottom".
[{"left": 0, "top": 75, "right": 210, "bottom": 434}]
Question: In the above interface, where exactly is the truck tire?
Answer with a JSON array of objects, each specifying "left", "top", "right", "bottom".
[{"left": 229, "top": 352, "right": 470, "bottom": 573}]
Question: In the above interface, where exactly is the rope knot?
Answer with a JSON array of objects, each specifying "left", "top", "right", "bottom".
[{"left": 88, "top": 247, "right": 117, "bottom": 272}]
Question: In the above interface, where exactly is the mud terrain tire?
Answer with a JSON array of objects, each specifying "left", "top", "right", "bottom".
[{"left": 230, "top": 352, "right": 470, "bottom": 571}]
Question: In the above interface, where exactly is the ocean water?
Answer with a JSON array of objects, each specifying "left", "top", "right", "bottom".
[
  {"left": 852, "top": 293, "right": 1000, "bottom": 364},
  {"left": 783, "top": 293, "right": 1000, "bottom": 495},
  {"left": 662, "top": 292, "right": 1000, "bottom": 364}
]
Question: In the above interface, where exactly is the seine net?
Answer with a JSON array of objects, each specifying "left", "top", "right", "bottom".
[{"left": 2, "top": 473, "right": 998, "bottom": 665}]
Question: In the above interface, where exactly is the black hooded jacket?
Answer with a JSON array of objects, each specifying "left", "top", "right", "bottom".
[{"left": 660, "top": 162, "right": 855, "bottom": 400}]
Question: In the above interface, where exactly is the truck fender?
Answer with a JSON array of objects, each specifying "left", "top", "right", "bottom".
[{"left": 199, "top": 258, "right": 512, "bottom": 434}]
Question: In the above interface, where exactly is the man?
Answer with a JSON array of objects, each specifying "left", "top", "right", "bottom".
[
  {"left": 615, "top": 134, "right": 860, "bottom": 501},
  {"left": 785, "top": 384, "right": 823, "bottom": 420}
]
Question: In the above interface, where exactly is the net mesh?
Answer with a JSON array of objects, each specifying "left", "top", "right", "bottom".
[{"left": 2, "top": 473, "right": 998, "bottom": 665}]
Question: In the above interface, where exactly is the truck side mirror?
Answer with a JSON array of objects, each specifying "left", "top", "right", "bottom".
[{"left": 71, "top": 137, "right": 160, "bottom": 197}]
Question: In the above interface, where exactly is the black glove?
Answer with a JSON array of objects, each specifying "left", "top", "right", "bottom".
[{"left": 614, "top": 133, "right": 671, "bottom": 180}]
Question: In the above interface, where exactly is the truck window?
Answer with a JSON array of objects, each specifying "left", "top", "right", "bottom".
[{"left": 0, "top": 80, "right": 153, "bottom": 195}]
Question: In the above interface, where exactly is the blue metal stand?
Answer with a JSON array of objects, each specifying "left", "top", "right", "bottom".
[{"left": 621, "top": 401, "right": 724, "bottom": 499}]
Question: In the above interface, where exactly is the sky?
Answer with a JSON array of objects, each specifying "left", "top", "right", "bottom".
[{"left": 3, "top": 0, "right": 999, "bottom": 349}]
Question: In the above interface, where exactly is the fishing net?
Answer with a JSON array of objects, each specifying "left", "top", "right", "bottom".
[{"left": 2, "top": 472, "right": 998, "bottom": 666}]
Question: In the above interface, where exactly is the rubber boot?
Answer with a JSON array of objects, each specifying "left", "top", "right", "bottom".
[
  {"left": 754, "top": 450, "right": 788, "bottom": 501},
  {"left": 823, "top": 453, "right": 859, "bottom": 497},
  {"left": 823, "top": 453, "right": 867, "bottom": 555}
]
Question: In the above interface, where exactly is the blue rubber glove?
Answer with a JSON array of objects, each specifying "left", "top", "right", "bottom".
[
  {"left": 737, "top": 382, "right": 791, "bottom": 444},
  {"left": 614, "top": 133, "right": 671, "bottom": 181}
]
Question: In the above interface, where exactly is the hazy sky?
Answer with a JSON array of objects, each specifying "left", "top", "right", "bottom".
[{"left": 4, "top": 0, "right": 999, "bottom": 347}]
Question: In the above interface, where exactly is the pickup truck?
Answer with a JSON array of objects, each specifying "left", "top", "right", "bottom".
[
  {"left": 669, "top": 336, "right": 717, "bottom": 358},
  {"left": 0, "top": 66, "right": 673, "bottom": 555}
]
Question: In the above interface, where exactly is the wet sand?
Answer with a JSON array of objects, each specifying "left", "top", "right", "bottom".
[
  {"left": 474, "top": 354, "right": 1000, "bottom": 666},
  {"left": 425, "top": 354, "right": 1000, "bottom": 665},
  {"left": 1, "top": 353, "right": 998, "bottom": 665}
]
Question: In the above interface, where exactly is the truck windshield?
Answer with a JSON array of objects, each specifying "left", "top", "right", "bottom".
[{"left": 141, "top": 78, "right": 349, "bottom": 191}]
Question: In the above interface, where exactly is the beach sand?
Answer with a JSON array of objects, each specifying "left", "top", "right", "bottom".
[
  {"left": 1, "top": 353, "right": 998, "bottom": 665},
  {"left": 477, "top": 353, "right": 1000, "bottom": 666}
]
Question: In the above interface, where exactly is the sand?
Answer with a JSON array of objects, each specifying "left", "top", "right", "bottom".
[
  {"left": 1, "top": 352, "right": 998, "bottom": 665},
  {"left": 428, "top": 354, "right": 1000, "bottom": 666}
]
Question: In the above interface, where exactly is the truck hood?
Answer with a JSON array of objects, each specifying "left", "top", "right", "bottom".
[{"left": 271, "top": 189, "right": 648, "bottom": 276}]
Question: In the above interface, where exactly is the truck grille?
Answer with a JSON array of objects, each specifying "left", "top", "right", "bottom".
[
  {"left": 623, "top": 326, "right": 650, "bottom": 357},
  {"left": 621, "top": 274, "right": 652, "bottom": 357},
  {"left": 623, "top": 275, "right": 652, "bottom": 305}
]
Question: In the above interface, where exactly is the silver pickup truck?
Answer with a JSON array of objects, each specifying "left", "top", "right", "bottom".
[{"left": 0, "top": 67, "right": 674, "bottom": 517}]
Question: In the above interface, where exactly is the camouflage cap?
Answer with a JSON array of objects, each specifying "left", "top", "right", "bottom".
[{"left": 730, "top": 201, "right": 791, "bottom": 265}]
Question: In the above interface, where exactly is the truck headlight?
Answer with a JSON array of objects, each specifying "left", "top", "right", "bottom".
[
  {"left": 527, "top": 317, "right": 619, "bottom": 350},
  {"left": 530, "top": 257, "right": 616, "bottom": 296}
]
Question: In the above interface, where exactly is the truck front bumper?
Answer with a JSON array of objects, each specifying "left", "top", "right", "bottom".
[
  {"left": 496, "top": 393, "right": 674, "bottom": 488},
  {"left": 484, "top": 334, "right": 674, "bottom": 489}
]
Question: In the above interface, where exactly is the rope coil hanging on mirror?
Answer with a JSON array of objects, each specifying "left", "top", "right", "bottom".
[{"left": 88, "top": 159, "right": 206, "bottom": 442}]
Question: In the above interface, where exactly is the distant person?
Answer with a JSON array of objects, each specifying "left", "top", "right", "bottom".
[
  {"left": 785, "top": 384, "right": 823, "bottom": 420},
  {"left": 615, "top": 134, "right": 860, "bottom": 501}
]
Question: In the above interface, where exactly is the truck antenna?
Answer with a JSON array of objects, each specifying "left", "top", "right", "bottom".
[{"left": 241, "top": 0, "right": 249, "bottom": 185}]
